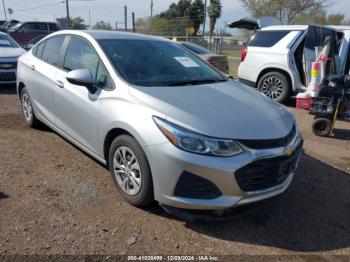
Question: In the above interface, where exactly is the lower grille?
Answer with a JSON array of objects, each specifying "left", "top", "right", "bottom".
[
  {"left": 174, "top": 171, "right": 222, "bottom": 199},
  {"left": 235, "top": 143, "right": 302, "bottom": 192},
  {"left": 0, "top": 72, "right": 16, "bottom": 81}
]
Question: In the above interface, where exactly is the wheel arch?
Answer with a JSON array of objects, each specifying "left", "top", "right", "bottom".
[
  {"left": 103, "top": 128, "right": 135, "bottom": 164},
  {"left": 256, "top": 68, "right": 293, "bottom": 91},
  {"left": 17, "top": 82, "right": 26, "bottom": 98}
]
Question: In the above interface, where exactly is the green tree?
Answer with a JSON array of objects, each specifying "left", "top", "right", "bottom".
[
  {"left": 93, "top": 21, "right": 113, "bottom": 30},
  {"left": 189, "top": 0, "right": 205, "bottom": 34},
  {"left": 159, "top": 0, "right": 205, "bottom": 36},
  {"left": 239, "top": 0, "right": 331, "bottom": 25},
  {"left": 207, "top": 0, "right": 222, "bottom": 47},
  {"left": 69, "top": 16, "right": 87, "bottom": 30}
]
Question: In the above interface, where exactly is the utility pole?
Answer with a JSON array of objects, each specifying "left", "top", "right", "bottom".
[
  {"left": 132, "top": 12, "right": 135, "bottom": 32},
  {"left": 88, "top": 10, "right": 91, "bottom": 28},
  {"left": 150, "top": 0, "right": 153, "bottom": 34},
  {"left": 124, "top": 5, "right": 127, "bottom": 31},
  {"left": 202, "top": 0, "right": 207, "bottom": 37},
  {"left": 65, "top": 0, "right": 70, "bottom": 29},
  {"left": 151, "top": 0, "right": 153, "bottom": 18},
  {"left": 2, "top": 0, "right": 7, "bottom": 22}
]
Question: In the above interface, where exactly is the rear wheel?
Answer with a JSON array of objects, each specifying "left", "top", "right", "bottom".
[
  {"left": 108, "top": 135, "right": 153, "bottom": 206},
  {"left": 20, "top": 87, "right": 40, "bottom": 128},
  {"left": 257, "top": 71, "right": 290, "bottom": 103},
  {"left": 312, "top": 118, "right": 333, "bottom": 137}
]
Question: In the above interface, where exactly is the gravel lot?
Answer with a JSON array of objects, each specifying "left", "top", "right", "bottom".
[{"left": 1, "top": 85, "right": 350, "bottom": 257}]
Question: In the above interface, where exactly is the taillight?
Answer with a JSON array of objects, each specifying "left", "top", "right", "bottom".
[
  {"left": 208, "top": 58, "right": 219, "bottom": 68},
  {"left": 240, "top": 46, "right": 248, "bottom": 62}
]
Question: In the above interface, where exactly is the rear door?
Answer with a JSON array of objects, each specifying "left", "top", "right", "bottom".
[
  {"left": 303, "top": 25, "right": 340, "bottom": 84},
  {"left": 28, "top": 35, "right": 66, "bottom": 124}
]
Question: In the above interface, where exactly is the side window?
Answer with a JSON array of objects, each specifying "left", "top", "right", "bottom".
[
  {"left": 63, "top": 37, "right": 99, "bottom": 79},
  {"left": 248, "top": 31, "right": 290, "bottom": 47},
  {"left": 48, "top": 23, "right": 58, "bottom": 32},
  {"left": 35, "top": 41, "right": 46, "bottom": 59},
  {"left": 20, "top": 23, "right": 35, "bottom": 33},
  {"left": 32, "top": 45, "right": 38, "bottom": 56},
  {"left": 20, "top": 23, "right": 47, "bottom": 33},
  {"left": 41, "top": 36, "right": 65, "bottom": 66},
  {"left": 96, "top": 62, "right": 108, "bottom": 87}
]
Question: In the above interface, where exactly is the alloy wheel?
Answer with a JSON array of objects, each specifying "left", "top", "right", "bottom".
[
  {"left": 113, "top": 146, "right": 142, "bottom": 196},
  {"left": 260, "top": 76, "right": 285, "bottom": 100},
  {"left": 22, "top": 93, "right": 33, "bottom": 122}
]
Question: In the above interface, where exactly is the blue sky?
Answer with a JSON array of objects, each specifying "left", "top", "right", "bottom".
[{"left": 0, "top": 0, "right": 349, "bottom": 33}]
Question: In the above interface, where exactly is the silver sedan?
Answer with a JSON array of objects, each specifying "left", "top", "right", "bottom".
[{"left": 16, "top": 30, "right": 303, "bottom": 213}]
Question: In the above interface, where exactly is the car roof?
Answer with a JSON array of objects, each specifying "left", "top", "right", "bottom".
[
  {"left": 0, "top": 31, "right": 8, "bottom": 36},
  {"left": 261, "top": 25, "right": 308, "bottom": 31},
  {"left": 261, "top": 24, "right": 350, "bottom": 32},
  {"left": 57, "top": 30, "right": 170, "bottom": 42}
]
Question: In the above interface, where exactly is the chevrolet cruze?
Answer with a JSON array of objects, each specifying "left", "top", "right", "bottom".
[{"left": 17, "top": 30, "right": 303, "bottom": 212}]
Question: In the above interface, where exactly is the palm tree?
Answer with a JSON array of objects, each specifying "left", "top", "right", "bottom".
[{"left": 207, "top": 0, "right": 222, "bottom": 49}]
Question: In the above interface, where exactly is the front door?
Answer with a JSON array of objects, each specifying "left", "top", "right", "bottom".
[{"left": 53, "top": 36, "right": 110, "bottom": 155}]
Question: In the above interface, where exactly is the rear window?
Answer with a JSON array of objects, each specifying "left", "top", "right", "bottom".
[
  {"left": 41, "top": 36, "right": 65, "bottom": 66},
  {"left": 248, "top": 30, "right": 290, "bottom": 47},
  {"left": 181, "top": 42, "right": 211, "bottom": 55}
]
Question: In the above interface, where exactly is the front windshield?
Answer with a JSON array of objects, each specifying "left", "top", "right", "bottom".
[
  {"left": 8, "top": 23, "right": 21, "bottom": 32},
  {"left": 99, "top": 39, "right": 226, "bottom": 87},
  {"left": 0, "top": 34, "right": 18, "bottom": 48}
]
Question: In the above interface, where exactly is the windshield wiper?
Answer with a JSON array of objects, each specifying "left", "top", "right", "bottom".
[{"left": 167, "top": 79, "right": 227, "bottom": 86}]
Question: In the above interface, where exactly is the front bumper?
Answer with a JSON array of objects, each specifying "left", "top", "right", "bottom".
[{"left": 145, "top": 130, "right": 303, "bottom": 210}]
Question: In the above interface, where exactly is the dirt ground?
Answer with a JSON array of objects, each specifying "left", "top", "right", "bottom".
[{"left": 1, "top": 85, "right": 350, "bottom": 258}]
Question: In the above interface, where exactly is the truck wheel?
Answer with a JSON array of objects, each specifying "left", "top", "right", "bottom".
[
  {"left": 312, "top": 118, "right": 332, "bottom": 137},
  {"left": 257, "top": 71, "right": 290, "bottom": 103}
]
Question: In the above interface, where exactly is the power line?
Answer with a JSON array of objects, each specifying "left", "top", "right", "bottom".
[{"left": 12, "top": 1, "right": 64, "bottom": 13}]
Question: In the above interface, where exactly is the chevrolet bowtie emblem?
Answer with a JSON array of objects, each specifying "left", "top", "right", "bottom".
[
  {"left": 284, "top": 147, "right": 294, "bottom": 157},
  {"left": 0, "top": 64, "right": 12, "bottom": 69}
]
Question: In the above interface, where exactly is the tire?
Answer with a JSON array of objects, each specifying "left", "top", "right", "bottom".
[
  {"left": 257, "top": 71, "right": 290, "bottom": 103},
  {"left": 20, "top": 87, "right": 41, "bottom": 128},
  {"left": 312, "top": 118, "right": 332, "bottom": 137},
  {"left": 108, "top": 135, "right": 153, "bottom": 206}
]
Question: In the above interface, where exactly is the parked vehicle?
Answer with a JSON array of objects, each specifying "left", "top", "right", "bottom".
[
  {"left": 0, "top": 19, "right": 20, "bottom": 32},
  {"left": 0, "top": 32, "right": 25, "bottom": 84},
  {"left": 17, "top": 31, "right": 303, "bottom": 213},
  {"left": 179, "top": 41, "right": 229, "bottom": 74},
  {"left": 230, "top": 18, "right": 350, "bottom": 103},
  {"left": 24, "top": 35, "right": 46, "bottom": 51},
  {"left": 8, "top": 22, "right": 59, "bottom": 47}
]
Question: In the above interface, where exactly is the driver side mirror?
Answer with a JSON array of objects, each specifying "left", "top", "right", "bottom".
[{"left": 66, "top": 69, "right": 97, "bottom": 93}]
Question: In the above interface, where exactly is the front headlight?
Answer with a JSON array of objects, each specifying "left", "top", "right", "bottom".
[{"left": 153, "top": 117, "right": 243, "bottom": 157}]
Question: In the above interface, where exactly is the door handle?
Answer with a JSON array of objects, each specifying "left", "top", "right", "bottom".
[
  {"left": 28, "top": 64, "right": 35, "bottom": 71},
  {"left": 55, "top": 80, "right": 64, "bottom": 88}
]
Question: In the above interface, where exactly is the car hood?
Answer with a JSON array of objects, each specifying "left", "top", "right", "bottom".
[
  {"left": 0, "top": 47, "right": 25, "bottom": 58},
  {"left": 129, "top": 80, "right": 295, "bottom": 140}
]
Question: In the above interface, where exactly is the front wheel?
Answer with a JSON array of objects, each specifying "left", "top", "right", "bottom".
[
  {"left": 108, "top": 135, "right": 154, "bottom": 206},
  {"left": 257, "top": 71, "right": 290, "bottom": 103}
]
